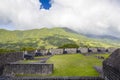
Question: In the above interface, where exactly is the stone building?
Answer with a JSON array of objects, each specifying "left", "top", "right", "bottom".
[{"left": 103, "top": 48, "right": 120, "bottom": 80}]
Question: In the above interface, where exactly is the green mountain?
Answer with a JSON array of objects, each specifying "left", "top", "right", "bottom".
[{"left": 0, "top": 27, "right": 119, "bottom": 51}]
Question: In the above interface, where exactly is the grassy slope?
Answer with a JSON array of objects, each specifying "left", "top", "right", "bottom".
[
  {"left": 47, "top": 54, "right": 110, "bottom": 76},
  {"left": 0, "top": 28, "right": 86, "bottom": 41},
  {"left": 0, "top": 27, "right": 119, "bottom": 49}
]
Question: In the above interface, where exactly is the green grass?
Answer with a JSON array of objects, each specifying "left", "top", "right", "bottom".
[
  {"left": 47, "top": 54, "right": 109, "bottom": 76},
  {"left": 15, "top": 53, "right": 110, "bottom": 77},
  {"left": 91, "top": 53, "right": 110, "bottom": 59},
  {"left": 18, "top": 60, "right": 40, "bottom": 64},
  {"left": 34, "top": 56, "right": 50, "bottom": 59}
]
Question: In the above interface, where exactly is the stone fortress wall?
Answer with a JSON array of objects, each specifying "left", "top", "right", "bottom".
[
  {"left": 32, "top": 47, "right": 117, "bottom": 56},
  {"left": 0, "top": 47, "right": 118, "bottom": 79},
  {"left": 103, "top": 48, "right": 120, "bottom": 80},
  {"left": 3, "top": 63, "right": 53, "bottom": 76},
  {"left": 0, "top": 52, "right": 23, "bottom": 75}
]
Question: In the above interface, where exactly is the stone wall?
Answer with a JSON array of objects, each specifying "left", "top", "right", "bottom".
[
  {"left": 27, "top": 47, "right": 116, "bottom": 56},
  {"left": 88, "top": 48, "right": 98, "bottom": 53},
  {"left": 50, "top": 49, "right": 63, "bottom": 55},
  {"left": 8, "top": 77, "right": 104, "bottom": 80},
  {"left": 3, "top": 63, "right": 53, "bottom": 76},
  {"left": 0, "top": 52, "right": 23, "bottom": 64},
  {"left": 97, "top": 48, "right": 107, "bottom": 53},
  {"left": 65, "top": 48, "right": 77, "bottom": 54},
  {"left": 103, "top": 64, "right": 120, "bottom": 80},
  {"left": 27, "top": 50, "right": 48, "bottom": 56},
  {"left": 77, "top": 48, "right": 88, "bottom": 53},
  {"left": 0, "top": 52, "right": 23, "bottom": 75},
  {"left": 106, "top": 48, "right": 117, "bottom": 53},
  {"left": 40, "top": 49, "right": 48, "bottom": 55},
  {"left": 103, "top": 48, "right": 120, "bottom": 80}
]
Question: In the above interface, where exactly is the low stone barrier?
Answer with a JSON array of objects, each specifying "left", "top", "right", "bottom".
[
  {"left": 0, "top": 47, "right": 117, "bottom": 77},
  {"left": 25, "top": 47, "right": 116, "bottom": 56},
  {"left": 3, "top": 76, "right": 104, "bottom": 80},
  {"left": 3, "top": 63, "right": 53, "bottom": 77},
  {"left": 0, "top": 52, "right": 23, "bottom": 75},
  {"left": 77, "top": 48, "right": 88, "bottom": 53},
  {"left": 88, "top": 48, "right": 98, "bottom": 53},
  {"left": 65, "top": 48, "right": 77, "bottom": 54},
  {"left": 97, "top": 48, "right": 107, "bottom": 53},
  {"left": 40, "top": 49, "right": 48, "bottom": 55},
  {"left": 50, "top": 49, "right": 63, "bottom": 55},
  {"left": 106, "top": 48, "right": 117, "bottom": 53}
]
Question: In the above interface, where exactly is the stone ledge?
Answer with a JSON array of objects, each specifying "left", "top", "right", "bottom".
[
  {"left": 1, "top": 76, "right": 104, "bottom": 80},
  {"left": 3, "top": 63, "right": 53, "bottom": 77}
]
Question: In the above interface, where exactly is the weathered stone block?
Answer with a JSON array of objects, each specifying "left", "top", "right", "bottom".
[
  {"left": 3, "top": 63, "right": 53, "bottom": 76},
  {"left": 78, "top": 48, "right": 88, "bottom": 53},
  {"left": 103, "top": 48, "right": 120, "bottom": 80},
  {"left": 50, "top": 49, "right": 63, "bottom": 55},
  {"left": 0, "top": 52, "right": 24, "bottom": 75},
  {"left": 106, "top": 48, "right": 117, "bottom": 53},
  {"left": 97, "top": 48, "right": 106, "bottom": 53},
  {"left": 65, "top": 48, "right": 77, "bottom": 54},
  {"left": 40, "top": 49, "right": 48, "bottom": 55},
  {"left": 88, "top": 48, "right": 97, "bottom": 53}
]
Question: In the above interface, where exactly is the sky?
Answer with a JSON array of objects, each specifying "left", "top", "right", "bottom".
[
  {"left": 40, "top": 0, "right": 51, "bottom": 10},
  {"left": 0, "top": 0, "right": 120, "bottom": 38}
]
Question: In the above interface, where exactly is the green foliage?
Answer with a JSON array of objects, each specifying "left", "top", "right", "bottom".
[
  {"left": 91, "top": 53, "right": 110, "bottom": 59},
  {"left": 59, "top": 43, "right": 79, "bottom": 48},
  {"left": 0, "top": 48, "right": 16, "bottom": 53},
  {"left": 0, "top": 27, "right": 119, "bottom": 51},
  {"left": 42, "top": 36, "right": 76, "bottom": 47},
  {"left": 20, "top": 47, "right": 35, "bottom": 51},
  {"left": 39, "top": 46, "right": 45, "bottom": 49}
]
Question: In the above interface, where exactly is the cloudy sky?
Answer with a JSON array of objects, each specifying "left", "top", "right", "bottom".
[{"left": 0, "top": 0, "right": 120, "bottom": 38}]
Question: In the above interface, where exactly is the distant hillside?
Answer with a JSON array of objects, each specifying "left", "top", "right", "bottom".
[{"left": 0, "top": 27, "right": 119, "bottom": 50}]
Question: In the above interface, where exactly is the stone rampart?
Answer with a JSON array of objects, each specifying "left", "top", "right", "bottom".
[{"left": 3, "top": 63, "right": 53, "bottom": 77}]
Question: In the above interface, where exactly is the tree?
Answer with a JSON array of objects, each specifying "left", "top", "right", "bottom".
[
  {"left": 39, "top": 46, "right": 45, "bottom": 49},
  {"left": 20, "top": 47, "right": 35, "bottom": 51}
]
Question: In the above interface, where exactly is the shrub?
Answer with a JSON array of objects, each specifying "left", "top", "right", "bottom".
[{"left": 59, "top": 43, "right": 79, "bottom": 48}]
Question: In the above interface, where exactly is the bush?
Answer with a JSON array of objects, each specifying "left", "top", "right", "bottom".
[
  {"left": 20, "top": 47, "right": 35, "bottom": 51},
  {"left": 59, "top": 43, "right": 79, "bottom": 48},
  {"left": 0, "top": 48, "right": 16, "bottom": 53}
]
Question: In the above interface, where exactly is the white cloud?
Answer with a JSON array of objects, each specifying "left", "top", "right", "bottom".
[{"left": 0, "top": 0, "right": 120, "bottom": 38}]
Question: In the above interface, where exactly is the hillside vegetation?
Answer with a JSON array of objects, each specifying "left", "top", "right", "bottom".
[{"left": 0, "top": 27, "right": 119, "bottom": 51}]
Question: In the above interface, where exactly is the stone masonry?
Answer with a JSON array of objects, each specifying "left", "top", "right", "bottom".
[
  {"left": 3, "top": 63, "right": 53, "bottom": 77},
  {"left": 103, "top": 48, "right": 120, "bottom": 80},
  {"left": 50, "top": 49, "right": 63, "bottom": 55}
]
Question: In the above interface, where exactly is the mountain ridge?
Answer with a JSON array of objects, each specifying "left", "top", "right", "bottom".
[{"left": 0, "top": 27, "right": 119, "bottom": 50}]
